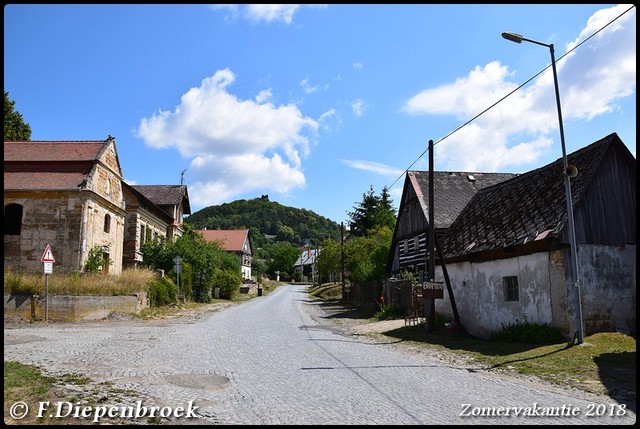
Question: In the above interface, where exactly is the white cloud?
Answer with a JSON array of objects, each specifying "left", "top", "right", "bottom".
[
  {"left": 300, "top": 77, "right": 321, "bottom": 94},
  {"left": 188, "top": 152, "right": 306, "bottom": 208},
  {"left": 255, "top": 89, "right": 273, "bottom": 104},
  {"left": 136, "top": 68, "right": 318, "bottom": 207},
  {"left": 340, "top": 159, "right": 404, "bottom": 177},
  {"left": 318, "top": 109, "right": 341, "bottom": 132},
  {"left": 353, "top": 62, "right": 363, "bottom": 70},
  {"left": 402, "top": 4, "right": 635, "bottom": 172},
  {"left": 211, "top": 4, "right": 327, "bottom": 24},
  {"left": 351, "top": 98, "right": 368, "bottom": 117}
]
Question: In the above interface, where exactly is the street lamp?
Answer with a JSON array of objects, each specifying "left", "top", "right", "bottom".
[{"left": 502, "top": 31, "right": 584, "bottom": 344}]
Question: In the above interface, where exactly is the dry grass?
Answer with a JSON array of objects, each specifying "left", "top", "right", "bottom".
[{"left": 4, "top": 268, "right": 155, "bottom": 296}]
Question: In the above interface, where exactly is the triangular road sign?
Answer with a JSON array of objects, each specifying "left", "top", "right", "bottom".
[{"left": 41, "top": 244, "right": 55, "bottom": 263}]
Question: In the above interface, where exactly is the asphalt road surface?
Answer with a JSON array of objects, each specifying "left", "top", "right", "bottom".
[{"left": 4, "top": 284, "right": 636, "bottom": 425}]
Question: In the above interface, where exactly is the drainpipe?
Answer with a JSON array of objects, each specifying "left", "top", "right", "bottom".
[{"left": 79, "top": 200, "right": 88, "bottom": 270}]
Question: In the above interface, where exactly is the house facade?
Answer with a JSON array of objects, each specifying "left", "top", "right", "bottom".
[
  {"left": 294, "top": 248, "right": 321, "bottom": 283},
  {"left": 122, "top": 184, "right": 191, "bottom": 269},
  {"left": 131, "top": 185, "right": 191, "bottom": 242},
  {"left": 399, "top": 133, "right": 635, "bottom": 339},
  {"left": 122, "top": 183, "right": 174, "bottom": 269},
  {"left": 4, "top": 137, "right": 126, "bottom": 275},
  {"left": 197, "top": 229, "right": 253, "bottom": 281}
]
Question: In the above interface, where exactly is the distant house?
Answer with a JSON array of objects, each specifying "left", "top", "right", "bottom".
[
  {"left": 294, "top": 248, "right": 321, "bottom": 283},
  {"left": 4, "top": 137, "right": 126, "bottom": 274},
  {"left": 390, "top": 132, "right": 635, "bottom": 339},
  {"left": 197, "top": 229, "right": 253, "bottom": 281}
]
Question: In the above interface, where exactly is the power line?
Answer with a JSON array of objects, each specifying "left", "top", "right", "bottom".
[{"left": 388, "top": 4, "right": 635, "bottom": 190}]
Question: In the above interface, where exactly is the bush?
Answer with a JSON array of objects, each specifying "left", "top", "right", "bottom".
[
  {"left": 83, "top": 244, "right": 112, "bottom": 274},
  {"left": 213, "top": 268, "right": 242, "bottom": 300},
  {"left": 490, "top": 320, "right": 567, "bottom": 344},
  {"left": 374, "top": 302, "right": 403, "bottom": 320},
  {"left": 147, "top": 276, "right": 177, "bottom": 307}
]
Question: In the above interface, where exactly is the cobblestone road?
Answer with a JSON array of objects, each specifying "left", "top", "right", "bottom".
[{"left": 4, "top": 285, "right": 636, "bottom": 425}]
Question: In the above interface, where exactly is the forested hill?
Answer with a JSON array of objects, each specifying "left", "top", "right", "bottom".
[{"left": 184, "top": 195, "right": 341, "bottom": 248}]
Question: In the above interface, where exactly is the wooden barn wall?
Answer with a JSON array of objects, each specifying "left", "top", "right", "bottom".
[{"left": 571, "top": 146, "right": 636, "bottom": 246}]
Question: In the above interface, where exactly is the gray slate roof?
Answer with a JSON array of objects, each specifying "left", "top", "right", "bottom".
[
  {"left": 407, "top": 170, "right": 518, "bottom": 230},
  {"left": 132, "top": 185, "right": 191, "bottom": 215}
]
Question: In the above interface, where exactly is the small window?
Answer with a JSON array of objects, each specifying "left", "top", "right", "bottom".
[
  {"left": 503, "top": 276, "right": 519, "bottom": 301},
  {"left": 4, "top": 204, "right": 24, "bottom": 235},
  {"left": 140, "top": 224, "right": 146, "bottom": 247},
  {"left": 104, "top": 214, "right": 111, "bottom": 233}
]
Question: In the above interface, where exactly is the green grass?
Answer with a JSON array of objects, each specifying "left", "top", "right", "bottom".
[
  {"left": 4, "top": 362, "right": 154, "bottom": 425},
  {"left": 4, "top": 361, "right": 54, "bottom": 402}
]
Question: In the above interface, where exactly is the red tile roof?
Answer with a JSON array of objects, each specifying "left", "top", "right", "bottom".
[
  {"left": 4, "top": 171, "right": 89, "bottom": 191},
  {"left": 197, "top": 229, "right": 249, "bottom": 252},
  {"left": 4, "top": 141, "right": 106, "bottom": 162},
  {"left": 4, "top": 140, "right": 110, "bottom": 191}
]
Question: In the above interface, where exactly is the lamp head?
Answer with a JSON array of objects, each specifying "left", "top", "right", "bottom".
[
  {"left": 564, "top": 165, "right": 578, "bottom": 178},
  {"left": 502, "top": 32, "right": 524, "bottom": 43}
]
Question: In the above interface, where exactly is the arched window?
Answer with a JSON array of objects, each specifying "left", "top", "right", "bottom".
[
  {"left": 104, "top": 214, "right": 111, "bottom": 233},
  {"left": 4, "top": 204, "right": 23, "bottom": 235}
]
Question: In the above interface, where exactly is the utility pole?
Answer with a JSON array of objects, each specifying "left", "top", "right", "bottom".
[
  {"left": 426, "top": 139, "right": 436, "bottom": 332},
  {"left": 341, "top": 222, "right": 346, "bottom": 300}
]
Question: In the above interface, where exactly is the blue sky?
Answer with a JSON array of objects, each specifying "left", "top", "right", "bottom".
[{"left": 4, "top": 4, "right": 636, "bottom": 225}]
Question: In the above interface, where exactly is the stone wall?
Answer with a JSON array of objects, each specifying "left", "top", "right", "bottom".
[{"left": 4, "top": 292, "right": 148, "bottom": 322}]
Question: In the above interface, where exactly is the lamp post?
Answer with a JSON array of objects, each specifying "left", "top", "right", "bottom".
[{"left": 502, "top": 31, "right": 584, "bottom": 344}]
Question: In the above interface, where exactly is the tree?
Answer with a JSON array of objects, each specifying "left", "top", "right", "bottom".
[
  {"left": 343, "top": 226, "right": 393, "bottom": 285},
  {"left": 347, "top": 185, "right": 396, "bottom": 237},
  {"left": 140, "top": 224, "right": 242, "bottom": 303},
  {"left": 4, "top": 91, "right": 32, "bottom": 141},
  {"left": 316, "top": 238, "right": 341, "bottom": 282},
  {"left": 266, "top": 242, "right": 300, "bottom": 280}
]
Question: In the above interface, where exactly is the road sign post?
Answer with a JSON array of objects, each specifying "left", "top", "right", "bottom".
[
  {"left": 41, "top": 244, "right": 56, "bottom": 322},
  {"left": 173, "top": 256, "right": 183, "bottom": 300}
]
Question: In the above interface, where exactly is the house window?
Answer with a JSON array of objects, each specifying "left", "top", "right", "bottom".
[
  {"left": 104, "top": 214, "right": 111, "bottom": 233},
  {"left": 140, "top": 223, "right": 146, "bottom": 247},
  {"left": 4, "top": 204, "right": 23, "bottom": 235},
  {"left": 503, "top": 276, "right": 519, "bottom": 301}
]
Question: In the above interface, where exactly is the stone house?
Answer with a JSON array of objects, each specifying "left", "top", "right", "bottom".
[
  {"left": 4, "top": 137, "right": 126, "bottom": 274},
  {"left": 130, "top": 185, "right": 191, "bottom": 242},
  {"left": 4, "top": 137, "right": 190, "bottom": 275},
  {"left": 197, "top": 229, "right": 253, "bottom": 281}
]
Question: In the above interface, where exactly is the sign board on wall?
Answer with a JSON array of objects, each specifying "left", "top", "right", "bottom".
[{"left": 422, "top": 281, "right": 444, "bottom": 300}]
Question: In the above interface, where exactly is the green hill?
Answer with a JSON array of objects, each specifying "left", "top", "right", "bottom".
[{"left": 184, "top": 195, "right": 341, "bottom": 249}]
